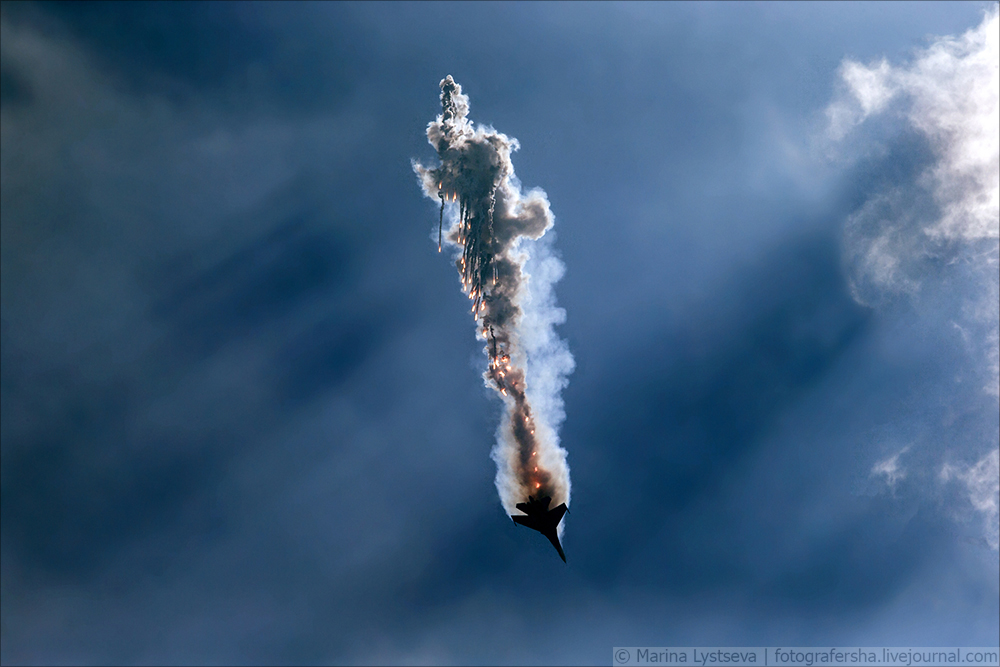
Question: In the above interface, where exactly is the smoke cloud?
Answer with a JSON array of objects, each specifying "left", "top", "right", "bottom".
[
  {"left": 413, "top": 76, "right": 573, "bottom": 521},
  {"left": 828, "top": 8, "right": 999, "bottom": 549}
]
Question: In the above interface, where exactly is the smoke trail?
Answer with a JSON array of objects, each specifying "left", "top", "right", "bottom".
[{"left": 413, "top": 76, "right": 573, "bottom": 522}]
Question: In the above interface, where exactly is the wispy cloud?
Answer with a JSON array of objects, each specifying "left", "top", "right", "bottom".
[
  {"left": 828, "top": 7, "right": 999, "bottom": 550},
  {"left": 830, "top": 6, "right": 998, "bottom": 290},
  {"left": 828, "top": 7, "right": 998, "bottom": 243},
  {"left": 941, "top": 449, "right": 1000, "bottom": 551},
  {"left": 829, "top": 6, "right": 998, "bottom": 388},
  {"left": 871, "top": 446, "right": 910, "bottom": 492}
]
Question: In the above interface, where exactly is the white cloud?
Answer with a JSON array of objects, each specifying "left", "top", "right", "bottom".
[
  {"left": 845, "top": 59, "right": 898, "bottom": 117},
  {"left": 871, "top": 446, "right": 909, "bottom": 492},
  {"left": 902, "top": 11, "right": 999, "bottom": 242},
  {"left": 829, "top": 8, "right": 999, "bottom": 242},
  {"left": 829, "top": 8, "right": 999, "bottom": 385},
  {"left": 826, "top": 59, "right": 898, "bottom": 141},
  {"left": 829, "top": 8, "right": 1000, "bottom": 550},
  {"left": 841, "top": 190, "right": 924, "bottom": 305},
  {"left": 941, "top": 449, "right": 1000, "bottom": 551}
]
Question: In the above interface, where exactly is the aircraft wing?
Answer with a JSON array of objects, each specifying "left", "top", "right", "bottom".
[
  {"left": 546, "top": 533, "right": 567, "bottom": 563},
  {"left": 549, "top": 503, "right": 567, "bottom": 526}
]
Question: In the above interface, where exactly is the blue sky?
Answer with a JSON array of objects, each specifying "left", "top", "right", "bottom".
[{"left": 1, "top": 2, "right": 997, "bottom": 664}]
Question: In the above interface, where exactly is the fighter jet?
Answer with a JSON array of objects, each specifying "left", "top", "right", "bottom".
[{"left": 511, "top": 494, "right": 568, "bottom": 562}]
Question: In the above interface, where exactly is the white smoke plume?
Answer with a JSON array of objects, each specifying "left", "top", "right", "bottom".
[
  {"left": 413, "top": 76, "right": 573, "bottom": 520},
  {"left": 828, "top": 8, "right": 999, "bottom": 549}
]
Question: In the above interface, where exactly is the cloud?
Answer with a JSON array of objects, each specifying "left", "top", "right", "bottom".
[
  {"left": 841, "top": 188, "right": 927, "bottom": 304},
  {"left": 828, "top": 7, "right": 999, "bottom": 551},
  {"left": 828, "top": 6, "right": 999, "bottom": 389},
  {"left": 941, "top": 449, "right": 1000, "bottom": 551},
  {"left": 828, "top": 7, "right": 999, "bottom": 243},
  {"left": 830, "top": 5, "right": 998, "bottom": 261},
  {"left": 871, "top": 446, "right": 909, "bottom": 492},
  {"left": 827, "top": 59, "right": 898, "bottom": 137}
]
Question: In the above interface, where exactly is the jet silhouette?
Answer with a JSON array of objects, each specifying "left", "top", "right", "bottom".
[{"left": 511, "top": 494, "right": 568, "bottom": 562}]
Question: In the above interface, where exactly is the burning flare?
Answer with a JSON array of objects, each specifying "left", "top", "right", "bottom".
[{"left": 414, "top": 76, "right": 573, "bottom": 526}]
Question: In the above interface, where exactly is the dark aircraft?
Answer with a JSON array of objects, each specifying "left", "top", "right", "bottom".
[
  {"left": 511, "top": 494, "right": 568, "bottom": 562},
  {"left": 489, "top": 326, "right": 498, "bottom": 362}
]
